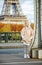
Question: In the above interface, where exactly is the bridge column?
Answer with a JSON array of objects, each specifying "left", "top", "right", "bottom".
[{"left": 33, "top": 0, "right": 41, "bottom": 48}]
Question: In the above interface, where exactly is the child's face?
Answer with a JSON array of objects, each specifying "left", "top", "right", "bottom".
[{"left": 23, "top": 22, "right": 29, "bottom": 27}]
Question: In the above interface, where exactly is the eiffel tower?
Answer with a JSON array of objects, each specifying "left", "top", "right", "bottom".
[{"left": 0, "top": 0, "right": 28, "bottom": 43}]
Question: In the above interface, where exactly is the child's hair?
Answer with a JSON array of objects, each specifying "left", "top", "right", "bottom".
[{"left": 30, "top": 23, "right": 34, "bottom": 30}]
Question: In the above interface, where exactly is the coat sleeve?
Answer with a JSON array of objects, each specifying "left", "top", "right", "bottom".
[
  {"left": 30, "top": 28, "right": 34, "bottom": 40},
  {"left": 20, "top": 27, "right": 25, "bottom": 40}
]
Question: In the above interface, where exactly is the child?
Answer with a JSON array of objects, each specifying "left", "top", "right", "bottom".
[{"left": 21, "top": 22, "right": 34, "bottom": 58}]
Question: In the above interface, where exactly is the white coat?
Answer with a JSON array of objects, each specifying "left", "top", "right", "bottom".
[{"left": 21, "top": 26, "right": 34, "bottom": 44}]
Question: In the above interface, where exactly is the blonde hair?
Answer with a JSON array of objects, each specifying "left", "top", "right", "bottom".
[{"left": 30, "top": 23, "right": 34, "bottom": 30}]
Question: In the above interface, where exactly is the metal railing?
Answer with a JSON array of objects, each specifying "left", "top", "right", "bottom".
[{"left": 0, "top": 32, "right": 22, "bottom": 43}]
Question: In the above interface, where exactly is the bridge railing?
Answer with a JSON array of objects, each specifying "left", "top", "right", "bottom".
[{"left": 0, "top": 32, "right": 22, "bottom": 43}]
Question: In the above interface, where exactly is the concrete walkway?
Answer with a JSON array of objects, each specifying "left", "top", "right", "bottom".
[
  {"left": 0, "top": 54, "right": 42, "bottom": 64},
  {"left": 0, "top": 43, "right": 42, "bottom": 65}
]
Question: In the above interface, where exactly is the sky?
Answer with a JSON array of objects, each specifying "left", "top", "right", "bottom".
[{"left": 0, "top": 0, "right": 34, "bottom": 23}]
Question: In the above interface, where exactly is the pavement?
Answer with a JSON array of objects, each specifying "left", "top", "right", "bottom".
[
  {"left": 0, "top": 63, "right": 42, "bottom": 65},
  {"left": 0, "top": 54, "right": 42, "bottom": 65},
  {"left": 0, "top": 43, "right": 42, "bottom": 65}
]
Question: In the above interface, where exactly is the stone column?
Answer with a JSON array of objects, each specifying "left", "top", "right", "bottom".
[
  {"left": 33, "top": 0, "right": 41, "bottom": 48},
  {"left": 40, "top": 0, "right": 42, "bottom": 47}
]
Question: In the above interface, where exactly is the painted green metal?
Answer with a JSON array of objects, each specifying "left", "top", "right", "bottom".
[{"left": 0, "top": 32, "right": 22, "bottom": 43}]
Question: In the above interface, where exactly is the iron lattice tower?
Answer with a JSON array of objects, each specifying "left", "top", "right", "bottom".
[
  {"left": 2, "top": 0, "right": 23, "bottom": 16},
  {"left": 0, "top": 0, "right": 28, "bottom": 25}
]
